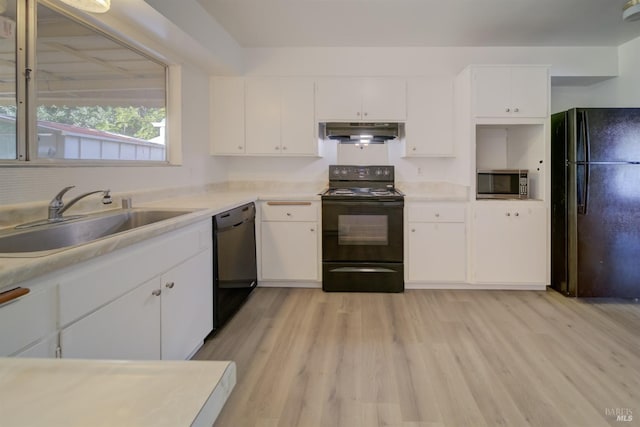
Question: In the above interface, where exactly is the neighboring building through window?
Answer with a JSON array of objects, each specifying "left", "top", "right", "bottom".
[{"left": 0, "top": 0, "right": 169, "bottom": 163}]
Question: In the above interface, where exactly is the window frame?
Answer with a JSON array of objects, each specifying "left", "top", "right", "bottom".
[{"left": 0, "top": 0, "right": 180, "bottom": 167}]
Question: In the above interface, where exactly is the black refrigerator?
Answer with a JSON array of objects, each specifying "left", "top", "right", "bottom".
[{"left": 551, "top": 108, "right": 640, "bottom": 297}]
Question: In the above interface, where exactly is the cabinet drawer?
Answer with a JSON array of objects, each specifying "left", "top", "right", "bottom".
[
  {"left": 408, "top": 203, "right": 466, "bottom": 223},
  {"left": 0, "top": 286, "right": 57, "bottom": 356},
  {"left": 261, "top": 201, "right": 318, "bottom": 221}
]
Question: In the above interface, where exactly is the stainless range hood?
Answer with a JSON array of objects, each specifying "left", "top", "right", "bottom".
[{"left": 324, "top": 122, "right": 399, "bottom": 143}]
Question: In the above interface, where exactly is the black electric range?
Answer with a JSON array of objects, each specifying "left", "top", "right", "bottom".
[{"left": 321, "top": 165, "right": 404, "bottom": 292}]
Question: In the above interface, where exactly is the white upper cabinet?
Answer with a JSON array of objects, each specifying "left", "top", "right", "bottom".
[
  {"left": 315, "top": 77, "right": 407, "bottom": 122},
  {"left": 472, "top": 66, "right": 549, "bottom": 118},
  {"left": 210, "top": 77, "right": 245, "bottom": 155},
  {"left": 405, "top": 76, "right": 455, "bottom": 157},
  {"left": 245, "top": 77, "right": 317, "bottom": 156}
]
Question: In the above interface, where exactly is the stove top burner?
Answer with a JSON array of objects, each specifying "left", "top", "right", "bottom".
[
  {"left": 323, "top": 187, "right": 404, "bottom": 198},
  {"left": 323, "top": 165, "right": 404, "bottom": 200}
]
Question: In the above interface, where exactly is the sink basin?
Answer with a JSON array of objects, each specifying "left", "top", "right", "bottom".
[{"left": 0, "top": 209, "right": 196, "bottom": 256}]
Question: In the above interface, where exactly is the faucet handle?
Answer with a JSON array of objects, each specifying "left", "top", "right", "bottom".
[{"left": 50, "top": 186, "right": 75, "bottom": 207}]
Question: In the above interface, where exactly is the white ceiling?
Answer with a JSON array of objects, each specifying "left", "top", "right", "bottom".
[{"left": 195, "top": 0, "right": 640, "bottom": 48}]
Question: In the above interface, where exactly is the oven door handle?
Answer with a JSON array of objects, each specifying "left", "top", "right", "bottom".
[
  {"left": 329, "top": 267, "right": 399, "bottom": 273},
  {"left": 322, "top": 200, "right": 404, "bottom": 208}
]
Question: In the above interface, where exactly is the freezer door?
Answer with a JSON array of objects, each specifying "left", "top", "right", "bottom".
[
  {"left": 571, "top": 163, "right": 640, "bottom": 297},
  {"left": 578, "top": 108, "right": 640, "bottom": 163},
  {"left": 550, "top": 111, "right": 569, "bottom": 294}
]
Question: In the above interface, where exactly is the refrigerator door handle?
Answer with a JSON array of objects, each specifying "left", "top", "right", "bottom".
[
  {"left": 582, "top": 110, "right": 591, "bottom": 164},
  {"left": 577, "top": 111, "right": 590, "bottom": 214}
]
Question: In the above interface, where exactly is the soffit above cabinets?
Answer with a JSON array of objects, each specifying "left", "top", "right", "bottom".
[{"left": 196, "top": 0, "right": 640, "bottom": 48}]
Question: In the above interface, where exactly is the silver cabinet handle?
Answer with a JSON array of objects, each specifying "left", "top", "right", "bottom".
[
  {"left": 435, "top": 213, "right": 440, "bottom": 218},
  {"left": 356, "top": 112, "right": 361, "bottom": 116},
  {"left": 237, "top": 146, "right": 243, "bottom": 150},
  {"left": 506, "top": 212, "right": 511, "bottom": 216},
  {"left": 363, "top": 112, "right": 368, "bottom": 117},
  {"left": 310, "top": 228, "right": 315, "bottom": 232},
  {"left": 275, "top": 146, "right": 280, "bottom": 150},
  {"left": 412, "top": 147, "right": 417, "bottom": 151},
  {"left": 514, "top": 212, "right": 519, "bottom": 217},
  {"left": 165, "top": 282, "right": 175, "bottom": 289},
  {"left": 286, "top": 212, "right": 292, "bottom": 216},
  {"left": 411, "top": 228, "right": 416, "bottom": 232},
  {"left": 282, "top": 146, "right": 287, "bottom": 151},
  {"left": 514, "top": 107, "right": 520, "bottom": 112},
  {"left": 152, "top": 289, "right": 161, "bottom": 297},
  {"left": 505, "top": 108, "right": 510, "bottom": 112}
]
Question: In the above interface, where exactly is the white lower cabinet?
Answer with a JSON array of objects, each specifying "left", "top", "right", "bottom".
[
  {"left": 14, "top": 333, "right": 59, "bottom": 358},
  {"left": 260, "top": 201, "right": 319, "bottom": 282},
  {"left": 61, "top": 248, "right": 212, "bottom": 361},
  {"left": 472, "top": 202, "right": 546, "bottom": 284},
  {"left": 60, "top": 278, "right": 161, "bottom": 360},
  {"left": 407, "top": 203, "right": 467, "bottom": 282},
  {"left": 0, "top": 284, "right": 57, "bottom": 357},
  {"left": 160, "top": 249, "right": 213, "bottom": 360},
  {"left": 57, "top": 218, "right": 213, "bottom": 360}
]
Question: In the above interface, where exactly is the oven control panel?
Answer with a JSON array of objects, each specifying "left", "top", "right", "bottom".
[{"left": 329, "top": 165, "right": 394, "bottom": 181}]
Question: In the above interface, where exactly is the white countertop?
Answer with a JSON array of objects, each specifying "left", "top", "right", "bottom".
[
  {"left": 0, "top": 358, "right": 236, "bottom": 427},
  {"left": 0, "top": 182, "right": 466, "bottom": 290},
  {"left": 0, "top": 191, "right": 261, "bottom": 290}
]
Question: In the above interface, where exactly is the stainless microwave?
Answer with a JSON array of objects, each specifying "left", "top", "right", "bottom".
[{"left": 477, "top": 169, "right": 529, "bottom": 199}]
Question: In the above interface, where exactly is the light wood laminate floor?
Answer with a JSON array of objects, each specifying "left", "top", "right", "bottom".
[{"left": 194, "top": 288, "right": 640, "bottom": 427}]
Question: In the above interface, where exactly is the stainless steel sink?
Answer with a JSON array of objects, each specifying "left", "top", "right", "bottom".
[{"left": 0, "top": 209, "right": 196, "bottom": 256}]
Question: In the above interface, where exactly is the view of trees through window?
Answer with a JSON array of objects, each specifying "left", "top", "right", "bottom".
[
  {"left": 0, "top": 105, "right": 165, "bottom": 141},
  {"left": 0, "top": 1, "right": 169, "bottom": 162}
]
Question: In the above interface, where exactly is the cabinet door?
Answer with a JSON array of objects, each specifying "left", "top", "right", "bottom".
[
  {"left": 14, "top": 333, "right": 58, "bottom": 358},
  {"left": 0, "top": 285, "right": 57, "bottom": 357},
  {"left": 281, "top": 78, "right": 316, "bottom": 155},
  {"left": 473, "top": 203, "right": 546, "bottom": 284},
  {"left": 245, "top": 78, "right": 281, "bottom": 155},
  {"left": 161, "top": 249, "right": 213, "bottom": 360},
  {"left": 510, "top": 67, "right": 548, "bottom": 118},
  {"left": 409, "top": 222, "right": 466, "bottom": 282},
  {"left": 362, "top": 78, "right": 407, "bottom": 121},
  {"left": 60, "top": 278, "right": 161, "bottom": 360},
  {"left": 472, "top": 67, "right": 511, "bottom": 117},
  {"left": 405, "top": 77, "right": 454, "bottom": 156},
  {"left": 261, "top": 221, "right": 318, "bottom": 281},
  {"left": 315, "top": 78, "right": 362, "bottom": 121},
  {"left": 211, "top": 77, "right": 245, "bottom": 155}
]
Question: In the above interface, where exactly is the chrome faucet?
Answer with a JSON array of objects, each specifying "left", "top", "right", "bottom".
[{"left": 48, "top": 186, "right": 112, "bottom": 222}]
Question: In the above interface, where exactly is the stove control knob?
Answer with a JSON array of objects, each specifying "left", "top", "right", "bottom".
[
  {"left": 341, "top": 169, "right": 348, "bottom": 175},
  {"left": 375, "top": 169, "right": 382, "bottom": 176},
  {"left": 383, "top": 169, "right": 390, "bottom": 176}
]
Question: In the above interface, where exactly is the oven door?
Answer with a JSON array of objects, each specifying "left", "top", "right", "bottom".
[{"left": 322, "top": 199, "right": 403, "bottom": 262}]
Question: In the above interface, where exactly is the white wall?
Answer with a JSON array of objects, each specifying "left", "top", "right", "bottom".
[
  {"left": 0, "top": 64, "right": 227, "bottom": 205},
  {"left": 587, "top": 36, "right": 640, "bottom": 108},
  {"left": 551, "top": 36, "right": 640, "bottom": 113}
]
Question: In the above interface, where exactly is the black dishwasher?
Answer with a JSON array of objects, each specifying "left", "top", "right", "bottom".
[{"left": 213, "top": 202, "right": 257, "bottom": 332}]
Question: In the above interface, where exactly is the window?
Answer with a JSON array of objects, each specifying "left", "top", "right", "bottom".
[
  {"left": 0, "top": 0, "right": 169, "bottom": 163},
  {"left": 0, "top": 1, "right": 17, "bottom": 160}
]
